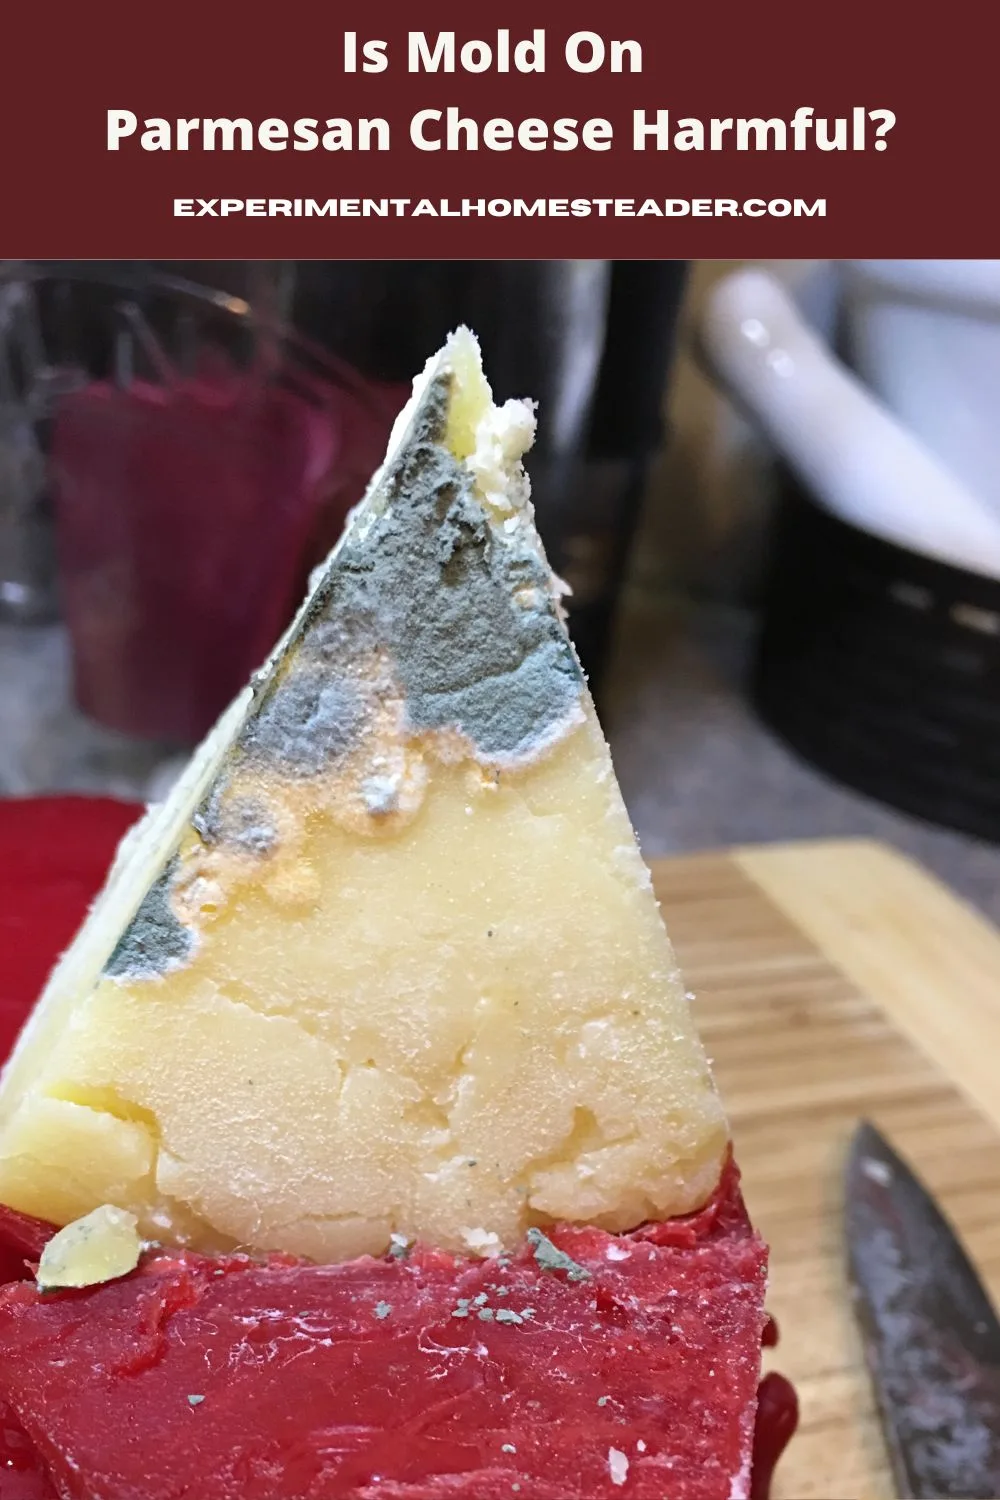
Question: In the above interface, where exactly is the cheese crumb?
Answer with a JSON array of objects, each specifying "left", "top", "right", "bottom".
[
  {"left": 467, "top": 397, "right": 536, "bottom": 515},
  {"left": 36, "top": 1205, "right": 142, "bottom": 1292},
  {"left": 462, "top": 1227, "right": 503, "bottom": 1257},
  {"left": 608, "top": 1447, "right": 629, "bottom": 1486}
]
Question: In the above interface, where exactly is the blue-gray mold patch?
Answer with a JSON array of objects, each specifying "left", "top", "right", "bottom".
[
  {"left": 193, "top": 794, "right": 278, "bottom": 856},
  {"left": 367, "top": 426, "right": 583, "bottom": 757},
  {"left": 103, "top": 860, "right": 194, "bottom": 980},
  {"left": 240, "top": 674, "right": 364, "bottom": 777},
  {"left": 409, "top": 638, "right": 579, "bottom": 761},
  {"left": 225, "top": 369, "right": 583, "bottom": 780}
]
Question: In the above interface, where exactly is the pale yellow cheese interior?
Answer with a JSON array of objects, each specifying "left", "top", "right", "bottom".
[{"left": 0, "top": 330, "right": 728, "bottom": 1262}]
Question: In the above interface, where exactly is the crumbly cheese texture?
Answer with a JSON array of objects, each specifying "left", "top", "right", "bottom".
[{"left": 0, "top": 329, "right": 728, "bottom": 1261}]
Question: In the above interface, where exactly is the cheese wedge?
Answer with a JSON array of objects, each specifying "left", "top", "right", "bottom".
[{"left": 0, "top": 328, "right": 728, "bottom": 1261}]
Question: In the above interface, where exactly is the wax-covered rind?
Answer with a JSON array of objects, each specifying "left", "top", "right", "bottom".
[{"left": 0, "top": 1161, "right": 770, "bottom": 1500}]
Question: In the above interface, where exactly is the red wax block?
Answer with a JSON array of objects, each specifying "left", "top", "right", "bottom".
[
  {"left": 0, "top": 1209, "right": 60, "bottom": 1498},
  {"left": 0, "top": 797, "right": 143, "bottom": 1066},
  {"left": 0, "top": 1163, "right": 770, "bottom": 1500},
  {"left": 0, "top": 1205, "right": 53, "bottom": 1287},
  {"left": 749, "top": 1374, "right": 800, "bottom": 1500},
  {"left": 0, "top": 1402, "right": 55, "bottom": 1500}
]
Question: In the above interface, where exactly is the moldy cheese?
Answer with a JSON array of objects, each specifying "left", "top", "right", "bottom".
[{"left": 0, "top": 329, "right": 727, "bottom": 1262}]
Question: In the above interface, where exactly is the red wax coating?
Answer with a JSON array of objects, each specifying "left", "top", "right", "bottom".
[
  {"left": 0, "top": 1402, "right": 53, "bottom": 1500},
  {"left": 0, "top": 1163, "right": 772, "bottom": 1500},
  {"left": 0, "top": 1206, "right": 52, "bottom": 1288},
  {"left": 749, "top": 1374, "right": 800, "bottom": 1500},
  {"left": 0, "top": 797, "right": 143, "bottom": 1066}
]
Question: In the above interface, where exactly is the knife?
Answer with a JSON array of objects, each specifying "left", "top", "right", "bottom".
[{"left": 846, "top": 1120, "right": 1000, "bottom": 1499}]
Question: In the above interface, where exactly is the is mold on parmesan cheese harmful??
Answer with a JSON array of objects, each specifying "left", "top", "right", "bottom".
[{"left": 0, "top": 327, "right": 728, "bottom": 1265}]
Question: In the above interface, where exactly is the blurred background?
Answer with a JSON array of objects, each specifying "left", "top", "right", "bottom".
[{"left": 1, "top": 258, "right": 998, "bottom": 918}]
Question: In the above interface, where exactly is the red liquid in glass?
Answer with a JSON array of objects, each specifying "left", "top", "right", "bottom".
[{"left": 52, "top": 366, "right": 405, "bottom": 744}]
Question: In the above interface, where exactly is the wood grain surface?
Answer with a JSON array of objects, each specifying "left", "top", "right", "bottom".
[{"left": 651, "top": 839, "right": 1000, "bottom": 1500}]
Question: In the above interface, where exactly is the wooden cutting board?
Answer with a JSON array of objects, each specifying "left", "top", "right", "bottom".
[{"left": 651, "top": 839, "right": 1000, "bottom": 1500}]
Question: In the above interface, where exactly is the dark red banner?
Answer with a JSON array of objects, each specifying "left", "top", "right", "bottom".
[{"left": 2, "top": 0, "right": 996, "bottom": 256}]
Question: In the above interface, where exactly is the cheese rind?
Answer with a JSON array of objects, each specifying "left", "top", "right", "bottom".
[{"left": 0, "top": 328, "right": 728, "bottom": 1260}]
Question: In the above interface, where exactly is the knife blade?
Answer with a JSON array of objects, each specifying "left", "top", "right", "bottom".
[{"left": 846, "top": 1119, "right": 1000, "bottom": 1499}]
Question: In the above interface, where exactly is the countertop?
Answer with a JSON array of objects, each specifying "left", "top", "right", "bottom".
[{"left": 2, "top": 595, "right": 999, "bottom": 924}]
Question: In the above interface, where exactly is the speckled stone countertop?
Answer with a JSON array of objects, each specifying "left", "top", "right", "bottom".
[{"left": 2, "top": 597, "right": 999, "bottom": 924}]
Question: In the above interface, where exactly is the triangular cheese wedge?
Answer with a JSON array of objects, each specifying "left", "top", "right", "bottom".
[{"left": 0, "top": 329, "right": 727, "bottom": 1262}]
